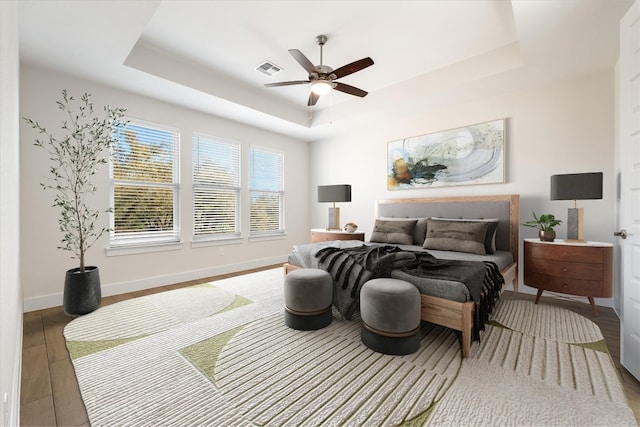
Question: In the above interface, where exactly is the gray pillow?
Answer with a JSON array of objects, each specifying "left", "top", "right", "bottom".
[
  {"left": 370, "top": 219, "right": 417, "bottom": 245},
  {"left": 423, "top": 219, "right": 490, "bottom": 255},
  {"left": 378, "top": 217, "right": 428, "bottom": 245},
  {"left": 414, "top": 218, "right": 429, "bottom": 246},
  {"left": 430, "top": 217, "right": 499, "bottom": 254}
]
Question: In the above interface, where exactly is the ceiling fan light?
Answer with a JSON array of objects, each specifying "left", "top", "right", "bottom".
[{"left": 310, "top": 80, "right": 332, "bottom": 95}]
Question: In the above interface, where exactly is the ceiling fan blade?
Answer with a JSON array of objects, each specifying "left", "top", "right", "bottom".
[
  {"left": 332, "top": 57, "right": 374, "bottom": 79},
  {"left": 308, "top": 92, "right": 320, "bottom": 106},
  {"left": 289, "top": 49, "right": 317, "bottom": 75},
  {"left": 264, "top": 80, "right": 310, "bottom": 87},
  {"left": 334, "top": 82, "right": 368, "bottom": 97}
]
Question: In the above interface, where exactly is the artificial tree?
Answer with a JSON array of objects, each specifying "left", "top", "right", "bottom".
[{"left": 24, "top": 89, "right": 126, "bottom": 314}]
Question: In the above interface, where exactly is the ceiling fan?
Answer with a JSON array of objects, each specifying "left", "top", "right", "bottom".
[{"left": 265, "top": 35, "right": 374, "bottom": 106}]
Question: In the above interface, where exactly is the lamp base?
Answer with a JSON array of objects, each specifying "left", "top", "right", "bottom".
[
  {"left": 566, "top": 207, "right": 586, "bottom": 242},
  {"left": 327, "top": 207, "right": 340, "bottom": 230}
]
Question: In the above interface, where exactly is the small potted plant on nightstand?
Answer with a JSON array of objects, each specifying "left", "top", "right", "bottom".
[{"left": 522, "top": 211, "right": 562, "bottom": 242}]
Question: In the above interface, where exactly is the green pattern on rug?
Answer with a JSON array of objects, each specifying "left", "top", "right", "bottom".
[
  {"left": 572, "top": 339, "right": 609, "bottom": 354},
  {"left": 190, "top": 283, "right": 215, "bottom": 288},
  {"left": 68, "top": 295, "right": 252, "bottom": 360},
  {"left": 65, "top": 284, "right": 253, "bottom": 359},
  {"left": 485, "top": 318, "right": 609, "bottom": 354},
  {"left": 180, "top": 326, "right": 244, "bottom": 383},
  {"left": 485, "top": 319, "right": 508, "bottom": 329},
  {"left": 63, "top": 269, "right": 637, "bottom": 427},
  {"left": 218, "top": 294, "right": 252, "bottom": 315},
  {"left": 67, "top": 337, "right": 144, "bottom": 360},
  {"left": 400, "top": 401, "right": 437, "bottom": 427},
  {"left": 179, "top": 314, "right": 461, "bottom": 426}
]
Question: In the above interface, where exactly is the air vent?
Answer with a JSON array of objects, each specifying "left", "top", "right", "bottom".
[{"left": 256, "top": 61, "right": 282, "bottom": 76}]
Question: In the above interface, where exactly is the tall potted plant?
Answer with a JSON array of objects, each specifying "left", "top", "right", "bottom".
[{"left": 24, "top": 90, "right": 126, "bottom": 316}]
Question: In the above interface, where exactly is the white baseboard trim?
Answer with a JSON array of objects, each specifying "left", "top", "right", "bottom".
[{"left": 23, "top": 255, "right": 287, "bottom": 312}]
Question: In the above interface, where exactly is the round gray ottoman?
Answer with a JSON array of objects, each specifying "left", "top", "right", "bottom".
[
  {"left": 284, "top": 268, "right": 333, "bottom": 330},
  {"left": 360, "top": 278, "right": 421, "bottom": 355}
]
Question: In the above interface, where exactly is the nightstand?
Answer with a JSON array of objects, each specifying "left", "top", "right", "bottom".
[
  {"left": 310, "top": 228, "right": 365, "bottom": 243},
  {"left": 523, "top": 238, "right": 613, "bottom": 316}
]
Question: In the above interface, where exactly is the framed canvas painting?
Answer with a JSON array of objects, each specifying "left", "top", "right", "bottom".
[{"left": 387, "top": 119, "right": 505, "bottom": 189}]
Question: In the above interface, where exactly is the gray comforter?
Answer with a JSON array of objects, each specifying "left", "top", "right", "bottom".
[{"left": 294, "top": 242, "right": 504, "bottom": 341}]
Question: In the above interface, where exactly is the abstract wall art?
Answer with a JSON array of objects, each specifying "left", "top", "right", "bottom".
[{"left": 387, "top": 119, "right": 506, "bottom": 190}]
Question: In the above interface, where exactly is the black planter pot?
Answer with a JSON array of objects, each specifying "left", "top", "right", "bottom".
[{"left": 64, "top": 266, "right": 102, "bottom": 316}]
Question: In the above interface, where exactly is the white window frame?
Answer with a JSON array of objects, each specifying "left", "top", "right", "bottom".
[
  {"left": 109, "top": 118, "right": 180, "bottom": 249},
  {"left": 249, "top": 145, "right": 285, "bottom": 237},
  {"left": 192, "top": 133, "right": 241, "bottom": 242}
]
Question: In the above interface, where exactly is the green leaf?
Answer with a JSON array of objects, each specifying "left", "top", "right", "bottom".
[{"left": 24, "top": 89, "right": 127, "bottom": 268}]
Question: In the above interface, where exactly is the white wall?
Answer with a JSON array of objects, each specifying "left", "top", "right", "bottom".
[
  {"left": 0, "top": 1, "right": 23, "bottom": 424},
  {"left": 20, "top": 64, "right": 310, "bottom": 311},
  {"left": 310, "top": 70, "right": 617, "bottom": 308},
  {"left": 20, "top": 64, "right": 618, "bottom": 312}
]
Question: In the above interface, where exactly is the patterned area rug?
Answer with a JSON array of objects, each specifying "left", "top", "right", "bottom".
[{"left": 64, "top": 268, "right": 636, "bottom": 426}]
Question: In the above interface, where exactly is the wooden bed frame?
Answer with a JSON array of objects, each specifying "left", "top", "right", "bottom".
[{"left": 284, "top": 194, "right": 520, "bottom": 358}]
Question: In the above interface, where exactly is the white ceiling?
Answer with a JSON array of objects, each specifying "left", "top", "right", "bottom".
[{"left": 17, "top": 0, "right": 632, "bottom": 142}]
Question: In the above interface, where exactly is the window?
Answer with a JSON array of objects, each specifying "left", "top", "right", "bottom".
[
  {"left": 110, "top": 120, "right": 180, "bottom": 246},
  {"left": 249, "top": 146, "right": 284, "bottom": 235},
  {"left": 192, "top": 134, "right": 240, "bottom": 239}
]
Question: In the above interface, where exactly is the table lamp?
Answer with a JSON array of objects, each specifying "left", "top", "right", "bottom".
[
  {"left": 550, "top": 172, "right": 603, "bottom": 242},
  {"left": 317, "top": 184, "right": 351, "bottom": 230}
]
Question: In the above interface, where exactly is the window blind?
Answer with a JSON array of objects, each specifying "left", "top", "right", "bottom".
[
  {"left": 110, "top": 121, "right": 180, "bottom": 245},
  {"left": 249, "top": 146, "right": 284, "bottom": 235},
  {"left": 193, "top": 134, "right": 240, "bottom": 238}
]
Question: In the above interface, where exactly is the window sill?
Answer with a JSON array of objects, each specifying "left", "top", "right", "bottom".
[
  {"left": 106, "top": 241, "right": 183, "bottom": 257},
  {"left": 248, "top": 233, "right": 286, "bottom": 243},
  {"left": 191, "top": 237, "right": 243, "bottom": 249}
]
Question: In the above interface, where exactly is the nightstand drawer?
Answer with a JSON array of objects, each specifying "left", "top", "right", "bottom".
[
  {"left": 524, "top": 272, "right": 605, "bottom": 297},
  {"left": 527, "top": 244, "right": 604, "bottom": 264},
  {"left": 524, "top": 258, "right": 603, "bottom": 281}
]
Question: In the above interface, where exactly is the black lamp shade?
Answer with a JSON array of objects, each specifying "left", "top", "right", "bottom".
[
  {"left": 317, "top": 185, "right": 352, "bottom": 203},
  {"left": 550, "top": 172, "right": 603, "bottom": 200}
]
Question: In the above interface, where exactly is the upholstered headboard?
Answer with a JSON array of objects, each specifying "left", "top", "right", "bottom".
[{"left": 375, "top": 195, "right": 520, "bottom": 262}]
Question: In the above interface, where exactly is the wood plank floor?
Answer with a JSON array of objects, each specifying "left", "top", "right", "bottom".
[{"left": 21, "top": 269, "right": 640, "bottom": 426}]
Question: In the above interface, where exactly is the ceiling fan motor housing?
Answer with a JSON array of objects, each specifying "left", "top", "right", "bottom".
[{"left": 312, "top": 65, "right": 336, "bottom": 83}]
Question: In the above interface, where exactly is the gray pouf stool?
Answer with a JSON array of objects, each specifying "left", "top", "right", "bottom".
[
  {"left": 284, "top": 268, "right": 333, "bottom": 330},
  {"left": 360, "top": 278, "right": 421, "bottom": 355}
]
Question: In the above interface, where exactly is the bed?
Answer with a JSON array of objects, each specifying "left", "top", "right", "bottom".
[{"left": 284, "top": 194, "right": 520, "bottom": 358}]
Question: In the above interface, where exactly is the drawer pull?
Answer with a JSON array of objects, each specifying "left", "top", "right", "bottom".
[
  {"left": 563, "top": 268, "right": 568, "bottom": 272},
  {"left": 562, "top": 284, "right": 568, "bottom": 288}
]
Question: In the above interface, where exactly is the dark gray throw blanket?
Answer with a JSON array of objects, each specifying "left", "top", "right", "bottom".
[{"left": 315, "top": 244, "right": 504, "bottom": 341}]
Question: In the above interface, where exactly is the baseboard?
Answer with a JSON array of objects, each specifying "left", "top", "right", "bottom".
[{"left": 23, "top": 255, "right": 287, "bottom": 312}]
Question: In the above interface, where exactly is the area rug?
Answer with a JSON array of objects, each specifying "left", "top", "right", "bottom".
[{"left": 64, "top": 268, "right": 637, "bottom": 426}]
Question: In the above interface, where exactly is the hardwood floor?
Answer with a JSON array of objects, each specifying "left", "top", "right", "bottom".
[{"left": 21, "top": 271, "right": 640, "bottom": 426}]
